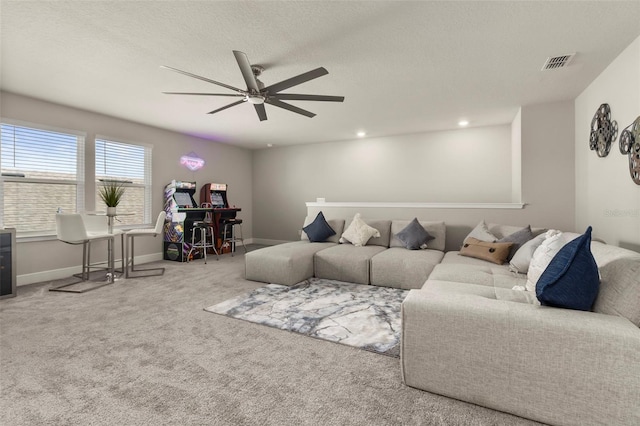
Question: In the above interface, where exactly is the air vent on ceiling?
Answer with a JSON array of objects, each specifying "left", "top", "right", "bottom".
[{"left": 541, "top": 53, "right": 575, "bottom": 70}]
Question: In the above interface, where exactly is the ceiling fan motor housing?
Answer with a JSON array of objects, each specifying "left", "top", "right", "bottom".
[
  {"left": 251, "top": 65, "right": 264, "bottom": 77},
  {"left": 162, "top": 50, "right": 344, "bottom": 121}
]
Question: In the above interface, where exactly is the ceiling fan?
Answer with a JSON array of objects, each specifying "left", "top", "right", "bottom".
[{"left": 161, "top": 50, "right": 344, "bottom": 121}]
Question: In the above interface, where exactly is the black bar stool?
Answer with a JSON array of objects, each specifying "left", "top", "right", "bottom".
[
  {"left": 187, "top": 221, "right": 219, "bottom": 263},
  {"left": 222, "top": 218, "right": 246, "bottom": 256}
]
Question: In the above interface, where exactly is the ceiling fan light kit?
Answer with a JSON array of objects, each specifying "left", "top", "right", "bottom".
[
  {"left": 162, "top": 50, "right": 344, "bottom": 121},
  {"left": 247, "top": 95, "right": 265, "bottom": 105}
]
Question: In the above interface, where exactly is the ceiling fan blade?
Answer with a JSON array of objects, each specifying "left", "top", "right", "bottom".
[
  {"left": 207, "top": 99, "right": 245, "bottom": 115},
  {"left": 266, "top": 98, "right": 315, "bottom": 118},
  {"left": 270, "top": 93, "right": 344, "bottom": 102},
  {"left": 264, "top": 67, "right": 329, "bottom": 94},
  {"left": 163, "top": 92, "right": 244, "bottom": 97},
  {"left": 161, "top": 65, "right": 245, "bottom": 94},
  {"left": 233, "top": 50, "right": 260, "bottom": 92},
  {"left": 254, "top": 103, "right": 267, "bottom": 121}
]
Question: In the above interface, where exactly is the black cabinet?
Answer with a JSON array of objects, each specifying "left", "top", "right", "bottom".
[{"left": 0, "top": 228, "right": 16, "bottom": 299}]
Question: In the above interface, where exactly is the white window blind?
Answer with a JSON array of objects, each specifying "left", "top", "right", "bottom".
[
  {"left": 95, "top": 137, "right": 152, "bottom": 226},
  {"left": 0, "top": 121, "right": 85, "bottom": 234}
]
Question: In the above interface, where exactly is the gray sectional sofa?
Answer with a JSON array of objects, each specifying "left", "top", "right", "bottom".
[
  {"left": 245, "top": 217, "right": 640, "bottom": 426},
  {"left": 403, "top": 239, "right": 640, "bottom": 426},
  {"left": 245, "top": 216, "right": 446, "bottom": 289}
]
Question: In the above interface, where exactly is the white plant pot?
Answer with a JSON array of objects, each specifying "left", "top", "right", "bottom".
[{"left": 107, "top": 207, "right": 117, "bottom": 216}]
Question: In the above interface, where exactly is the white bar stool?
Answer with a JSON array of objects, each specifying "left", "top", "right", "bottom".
[
  {"left": 125, "top": 211, "right": 166, "bottom": 278},
  {"left": 52, "top": 213, "right": 115, "bottom": 292}
]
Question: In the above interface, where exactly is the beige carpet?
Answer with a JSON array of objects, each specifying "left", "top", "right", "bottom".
[{"left": 0, "top": 246, "right": 541, "bottom": 425}]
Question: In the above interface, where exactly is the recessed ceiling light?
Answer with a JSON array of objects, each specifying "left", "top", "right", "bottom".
[
  {"left": 458, "top": 120, "right": 469, "bottom": 127},
  {"left": 357, "top": 131, "right": 366, "bottom": 137},
  {"left": 267, "top": 143, "right": 273, "bottom": 148}
]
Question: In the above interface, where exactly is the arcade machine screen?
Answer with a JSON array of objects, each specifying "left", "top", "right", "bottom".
[
  {"left": 210, "top": 192, "right": 225, "bottom": 208},
  {"left": 174, "top": 191, "right": 195, "bottom": 208}
]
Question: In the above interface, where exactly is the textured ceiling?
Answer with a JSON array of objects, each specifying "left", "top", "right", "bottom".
[{"left": 1, "top": 1, "right": 640, "bottom": 149}]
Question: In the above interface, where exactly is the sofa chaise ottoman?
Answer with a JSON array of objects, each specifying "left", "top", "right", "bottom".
[{"left": 244, "top": 218, "right": 345, "bottom": 286}]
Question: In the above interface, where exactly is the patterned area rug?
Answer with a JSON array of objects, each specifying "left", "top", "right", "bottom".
[{"left": 205, "top": 278, "right": 409, "bottom": 357}]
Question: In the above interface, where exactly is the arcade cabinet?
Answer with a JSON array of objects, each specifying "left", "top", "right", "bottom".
[
  {"left": 163, "top": 180, "right": 207, "bottom": 261},
  {"left": 200, "top": 183, "right": 241, "bottom": 253}
]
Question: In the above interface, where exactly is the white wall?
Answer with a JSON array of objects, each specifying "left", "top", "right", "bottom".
[
  {"left": 253, "top": 126, "right": 512, "bottom": 242},
  {"left": 575, "top": 35, "right": 640, "bottom": 251},
  {"left": 253, "top": 104, "right": 576, "bottom": 247},
  {"left": 520, "top": 101, "right": 576, "bottom": 228},
  {"left": 1, "top": 92, "right": 253, "bottom": 284},
  {"left": 511, "top": 108, "right": 522, "bottom": 202}
]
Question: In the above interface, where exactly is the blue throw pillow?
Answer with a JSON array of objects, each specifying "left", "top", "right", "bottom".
[
  {"left": 302, "top": 212, "right": 336, "bottom": 242},
  {"left": 536, "top": 226, "right": 600, "bottom": 311}
]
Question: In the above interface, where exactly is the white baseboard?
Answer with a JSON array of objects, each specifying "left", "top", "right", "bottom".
[
  {"left": 17, "top": 238, "right": 278, "bottom": 286},
  {"left": 17, "top": 252, "right": 164, "bottom": 286}
]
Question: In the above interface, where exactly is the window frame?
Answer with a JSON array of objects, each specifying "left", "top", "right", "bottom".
[
  {"left": 0, "top": 118, "right": 86, "bottom": 239},
  {"left": 94, "top": 135, "right": 152, "bottom": 228}
]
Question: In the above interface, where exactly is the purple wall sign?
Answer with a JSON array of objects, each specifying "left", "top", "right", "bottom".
[{"left": 180, "top": 152, "right": 205, "bottom": 171}]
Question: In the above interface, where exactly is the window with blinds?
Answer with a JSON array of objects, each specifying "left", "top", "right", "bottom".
[
  {"left": 95, "top": 137, "right": 151, "bottom": 226},
  {"left": 0, "top": 122, "right": 85, "bottom": 234}
]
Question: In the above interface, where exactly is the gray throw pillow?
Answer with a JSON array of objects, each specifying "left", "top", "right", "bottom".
[
  {"left": 509, "top": 233, "right": 546, "bottom": 274},
  {"left": 396, "top": 218, "right": 434, "bottom": 250},
  {"left": 498, "top": 225, "right": 534, "bottom": 261}
]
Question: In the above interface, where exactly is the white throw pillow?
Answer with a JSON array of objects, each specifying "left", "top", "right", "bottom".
[
  {"left": 525, "top": 230, "right": 580, "bottom": 292},
  {"left": 340, "top": 213, "right": 380, "bottom": 247},
  {"left": 509, "top": 233, "right": 547, "bottom": 274},
  {"left": 464, "top": 220, "right": 497, "bottom": 244}
]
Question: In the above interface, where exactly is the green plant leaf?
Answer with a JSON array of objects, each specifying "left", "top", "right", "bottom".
[{"left": 99, "top": 180, "right": 126, "bottom": 207}]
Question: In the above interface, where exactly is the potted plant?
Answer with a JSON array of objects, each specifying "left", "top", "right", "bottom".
[{"left": 98, "top": 180, "right": 125, "bottom": 216}]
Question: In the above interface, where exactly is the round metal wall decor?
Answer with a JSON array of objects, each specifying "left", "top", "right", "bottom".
[
  {"left": 619, "top": 116, "right": 640, "bottom": 185},
  {"left": 589, "top": 103, "right": 618, "bottom": 157}
]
